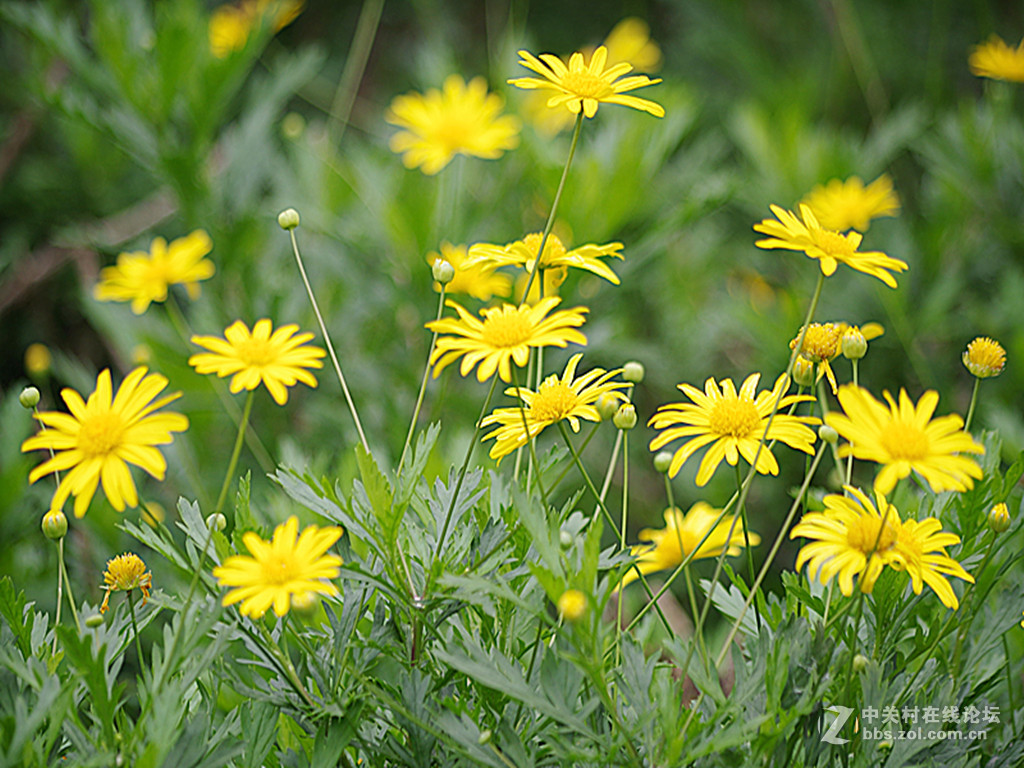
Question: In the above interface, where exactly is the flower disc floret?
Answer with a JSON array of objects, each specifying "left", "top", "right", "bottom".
[
  {"left": 648, "top": 373, "right": 819, "bottom": 486},
  {"left": 962, "top": 336, "right": 1006, "bottom": 378}
]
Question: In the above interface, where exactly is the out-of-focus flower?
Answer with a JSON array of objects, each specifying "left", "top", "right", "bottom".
[
  {"left": 468, "top": 233, "right": 625, "bottom": 285},
  {"left": 969, "top": 35, "right": 1024, "bottom": 83},
  {"left": 801, "top": 175, "right": 900, "bottom": 232},
  {"left": 24, "top": 343, "right": 52, "bottom": 377},
  {"left": 100, "top": 553, "right": 153, "bottom": 613},
  {"left": 557, "top": 589, "right": 587, "bottom": 621},
  {"left": 427, "top": 243, "right": 511, "bottom": 300},
  {"left": 209, "top": 0, "right": 303, "bottom": 58}
]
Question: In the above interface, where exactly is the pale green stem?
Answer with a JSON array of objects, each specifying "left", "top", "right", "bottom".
[
  {"left": 326, "top": 0, "right": 384, "bottom": 145},
  {"left": 288, "top": 228, "right": 371, "bottom": 453},
  {"left": 663, "top": 473, "right": 708, "bottom": 670},
  {"left": 127, "top": 590, "right": 144, "bottom": 666},
  {"left": 397, "top": 286, "right": 446, "bottom": 477},
  {"left": 964, "top": 377, "right": 981, "bottom": 433},
  {"left": 255, "top": 621, "right": 317, "bottom": 709},
  {"left": 845, "top": 362, "right": 858, "bottom": 486},
  {"left": 1003, "top": 634, "right": 1020, "bottom": 739},
  {"left": 615, "top": 429, "right": 629, "bottom": 668},
  {"left": 734, "top": 463, "right": 761, "bottom": 630},
  {"left": 510, "top": 367, "right": 548, "bottom": 505},
  {"left": 214, "top": 390, "right": 255, "bottom": 516}
]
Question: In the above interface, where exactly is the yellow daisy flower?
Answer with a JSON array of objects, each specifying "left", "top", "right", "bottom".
[
  {"left": 648, "top": 373, "right": 819, "bottom": 486},
  {"left": 480, "top": 353, "right": 629, "bottom": 461},
  {"left": 969, "top": 35, "right": 1024, "bottom": 83},
  {"left": 962, "top": 336, "right": 1006, "bottom": 378},
  {"left": 508, "top": 46, "right": 664, "bottom": 119},
  {"left": 621, "top": 502, "right": 760, "bottom": 587},
  {"left": 891, "top": 517, "right": 973, "bottom": 610},
  {"left": 753, "top": 204, "right": 908, "bottom": 288},
  {"left": 790, "top": 322, "right": 843, "bottom": 394},
  {"left": 100, "top": 552, "right": 153, "bottom": 613},
  {"left": 825, "top": 385, "right": 984, "bottom": 495},
  {"left": 426, "top": 297, "right": 588, "bottom": 383},
  {"left": 515, "top": 265, "right": 568, "bottom": 305},
  {"left": 94, "top": 230, "right": 215, "bottom": 315},
  {"left": 386, "top": 75, "right": 521, "bottom": 175},
  {"left": 467, "top": 233, "right": 625, "bottom": 285},
  {"left": 209, "top": 0, "right": 303, "bottom": 58},
  {"left": 427, "top": 242, "right": 511, "bottom": 301},
  {"left": 791, "top": 486, "right": 902, "bottom": 597},
  {"left": 189, "top": 319, "right": 326, "bottom": 405},
  {"left": 801, "top": 174, "right": 901, "bottom": 232},
  {"left": 21, "top": 368, "right": 188, "bottom": 518},
  {"left": 213, "top": 516, "right": 342, "bottom": 618}
]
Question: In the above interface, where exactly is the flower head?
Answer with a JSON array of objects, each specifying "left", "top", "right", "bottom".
[
  {"left": 801, "top": 175, "right": 900, "bottom": 232},
  {"left": 213, "top": 516, "right": 342, "bottom": 618},
  {"left": 622, "top": 502, "right": 760, "bottom": 587},
  {"left": 427, "top": 297, "right": 587, "bottom": 383},
  {"left": 95, "top": 230, "right": 215, "bottom": 315},
  {"left": 648, "top": 373, "right": 819, "bottom": 486},
  {"left": 825, "top": 385, "right": 984, "bottom": 495},
  {"left": 209, "top": 0, "right": 303, "bottom": 58},
  {"left": 100, "top": 553, "right": 153, "bottom": 613},
  {"left": 386, "top": 75, "right": 521, "bottom": 175},
  {"left": 963, "top": 336, "right": 1006, "bottom": 378},
  {"left": 189, "top": 319, "right": 325, "bottom": 405},
  {"left": 790, "top": 323, "right": 843, "bottom": 394},
  {"left": 427, "top": 242, "right": 511, "bottom": 300},
  {"left": 21, "top": 368, "right": 188, "bottom": 518},
  {"left": 754, "top": 204, "right": 908, "bottom": 288},
  {"left": 891, "top": 517, "right": 974, "bottom": 609},
  {"left": 467, "top": 233, "right": 625, "bottom": 285},
  {"left": 969, "top": 35, "right": 1024, "bottom": 83},
  {"left": 481, "top": 353, "right": 628, "bottom": 461},
  {"left": 509, "top": 46, "right": 664, "bottom": 119}
]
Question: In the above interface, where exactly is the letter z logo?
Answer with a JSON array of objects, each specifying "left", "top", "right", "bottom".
[{"left": 821, "top": 705, "right": 854, "bottom": 745}]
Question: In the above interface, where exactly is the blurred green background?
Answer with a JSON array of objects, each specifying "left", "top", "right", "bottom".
[{"left": 2, "top": 0, "right": 1022, "bottom": 611}]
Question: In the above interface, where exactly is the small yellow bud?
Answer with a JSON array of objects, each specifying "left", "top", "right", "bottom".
[
  {"left": 85, "top": 613, "right": 104, "bottom": 628},
  {"left": 622, "top": 361, "right": 645, "bottom": 383},
  {"left": 42, "top": 509, "right": 68, "bottom": 540},
  {"left": 206, "top": 512, "right": 228, "bottom": 532},
  {"left": 19, "top": 386, "right": 40, "bottom": 409},
  {"left": 840, "top": 326, "right": 868, "bottom": 360},
  {"left": 613, "top": 403, "right": 637, "bottom": 430},
  {"left": 792, "top": 355, "right": 816, "bottom": 388},
  {"left": 141, "top": 502, "right": 165, "bottom": 528},
  {"left": 557, "top": 589, "right": 587, "bottom": 621},
  {"left": 988, "top": 503, "right": 1011, "bottom": 534},
  {"left": 277, "top": 208, "right": 300, "bottom": 230},
  {"left": 290, "top": 591, "right": 320, "bottom": 617},
  {"left": 653, "top": 450, "right": 674, "bottom": 474},
  {"left": 431, "top": 258, "right": 455, "bottom": 285},
  {"left": 595, "top": 393, "right": 619, "bottom": 421},
  {"left": 963, "top": 336, "right": 1006, "bottom": 378},
  {"left": 24, "top": 343, "right": 52, "bottom": 377},
  {"left": 818, "top": 425, "right": 839, "bottom": 445}
]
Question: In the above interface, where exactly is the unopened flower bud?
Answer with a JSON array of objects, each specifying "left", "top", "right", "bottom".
[
  {"left": 19, "top": 386, "right": 40, "bottom": 409},
  {"left": 431, "top": 258, "right": 455, "bottom": 285},
  {"left": 792, "top": 356, "right": 816, "bottom": 388},
  {"left": 281, "top": 112, "right": 306, "bottom": 140},
  {"left": 42, "top": 509, "right": 68, "bottom": 540},
  {"left": 559, "top": 529, "right": 574, "bottom": 549},
  {"left": 988, "top": 503, "right": 1011, "bottom": 534},
  {"left": 622, "top": 361, "right": 645, "bottom": 383},
  {"left": 85, "top": 613, "right": 104, "bottom": 628},
  {"left": 477, "top": 729, "right": 492, "bottom": 745},
  {"left": 277, "top": 208, "right": 300, "bottom": 230},
  {"left": 291, "top": 591, "right": 320, "bottom": 617},
  {"left": 206, "top": 512, "right": 227, "bottom": 532},
  {"left": 557, "top": 589, "right": 586, "bottom": 621},
  {"left": 818, "top": 425, "right": 839, "bottom": 445},
  {"left": 841, "top": 327, "right": 868, "bottom": 360},
  {"left": 613, "top": 403, "right": 637, "bottom": 430},
  {"left": 653, "top": 450, "right": 674, "bottom": 474},
  {"left": 595, "top": 393, "right": 619, "bottom": 421},
  {"left": 852, "top": 653, "right": 869, "bottom": 673}
]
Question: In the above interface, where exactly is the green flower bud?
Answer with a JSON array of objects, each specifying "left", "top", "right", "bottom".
[
  {"left": 622, "top": 361, "right": 645, "bottom": 383},
  {"left": 792, "top": 355, "right": 816, "bottom": 388},
  {"left": 853, "top": 653, "right": 869, "bottom": 673},
  {"left": 559, "top": 529, "right": 574, "bottom": 549},
  {"left": 277, "top": 208, "right": 300, "bottom": 230},
  {"left": 595, "top": 393, "right": 619, "bottom": 421},
  {"left": 431, "top": 258, "right": 455, "bottom": 285},
  {"left": 85, "top": 613, "right": 104, "bottom": 628},
  {"left": 42, "top": 509, "right": 68, "bottom": 540},
  {"left": 818, "top": 425, "right": 839, "bottom": 445},
  {"left": 281, "top": 112, "right": 306, "bottom": 140},
  {"left": 653, "top": 450, "right": 674, "bottom": 474},
  {"left": 841, "top": 327, "right": 868, "bottom": 360},
  {"left": 613, "top": 403, "right": 637, "bottom": 430},
  {"left": 477, "top": 729, "right": 492, "bottom": 745},
  {"left": 988, "top": 503, "right": 1011, "bottom": 534},
  {"left": 206, "top": 513, "right": 227, "bottom": 532},
  {"left": 19, "top": 386, "right": 40, "bottom": 409}
]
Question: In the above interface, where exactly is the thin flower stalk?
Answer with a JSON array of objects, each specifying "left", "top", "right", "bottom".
[
  {"left": 214, "top": 390, "right": 255, "bottom": 516},
  {"left": 661, "top": 472, "right": 709, "bottom": 672},
  {"left": 397, "top": 285, "right": 446, "bottom": 477}
]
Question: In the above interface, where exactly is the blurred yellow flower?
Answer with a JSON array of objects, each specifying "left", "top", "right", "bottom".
[
  {"left": 801, "top": 174, "right": 900, "bottom": 232},
  {"left": 509, "top": 46, "right": 664, "bottom": 119},
  {"left": 189, "top": 319, "right": 325, "bottom": 405},
  {"left": 825, "top": 385, "right": 984, "bottom": 495},
  {"left": 480, "top": 353, "right": 628, "bottom": 461},
  {"left": 95, "top": 230, "right": 215, "bottom": 315},
  {"left": 468, "top": 233, "right": 625, "bottom": 284},
  {"left": 621, "top": 502, "right": 759, "bottom": 587},
  {"left": 24, "top": 343, "right": 52, "bottom": 377},
  {"left": 515, "top": 265, "right": 567, "bottom": 305},
  {"left": 387, "top": 75, "right": 521, "bottom": 175},
  {"left": 100, "top": 552, "right": 153, "bottom": 613},
  {"left": 962, "top": 336, "right": 1006, "bottom": 378},
  {"left": 969, "top": 35, "right": 1024, "bottom": 83},
  {"left": 427, "top": 242, "right": 511, "bottom": 300},
  {"left": 427, "top": 297, "right": 587, "bottom": 383},
  {"left": 754, "top": 204, "right": 908, "bottom": 288},
  {"left": 209, "top": 0, "right": 303, "bottom": 58},
  {"left": 213, "top": 516, "right": 342, "bottom": 618},
  {"left": 22, "top": 368, "right": 188, "bottom": 518},
  {"left": 557, "top": 589, "right": 587, "bottom": 621},
  {"left": 648, "top": 373, "right": 818, "bottom": 486}
]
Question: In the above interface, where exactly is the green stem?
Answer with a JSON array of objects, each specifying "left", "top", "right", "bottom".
[
  {"left": 127, "top": 590, "right": 144, "bottom": 667},
  {"left": 57, "top": 538, "right": 81, "bottom": 633},
  {"left": 397, "top": 287, "right": 446, "bottom": 477},
  {"left": 1003, "top": 634, "right": 1020, "bottom": 739},
  {"left": 615, "top": 429, "right": 629, "bottom": 667},
  {"left": 326, "top": 0, "right": 384, "bottom": 146},
  {"left": 214, "top": 389, "right": 255, "bottom": 516},
  {"left": 288, "top": 228, "right": 371, "bottom": 453},
  {"left": 510, "top": 366, "right": 548, "bottom": 505},
  {"left": 964, "top": 376, "right": 981, "bottom": 433},
  {"left": 734, "top": 463, "right": 761, "bottom": 630},
  {"left": 663, "top": 474, "right": 707, "bottom": 669},
  {"left": 255, "top": 621, "right": 317, "bottom": 709}
]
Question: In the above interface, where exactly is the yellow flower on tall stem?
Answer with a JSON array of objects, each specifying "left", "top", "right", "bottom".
[
  {"left": 969, "top": 35, "right": 1024, "bottom": 83},
  {"left": 213, "top": 516, "right": 342, "bottom": 618},
  {"left": 94, "top": 230, "right": 215, "bottom": 315},
  {"left": 892, "top": 518, "right": 974, "bottom": 609},
  {"left": 962, "top": 336, "right": 1006, "bottom": 379},
  {"left": 621, "top": 502, "right": 760, "bottom": 587},
  {"left": 825, "top": 385, "right": 984, "bottom": 494},
  {"left": 800, "top": 175, "right": 900, "bottom": 232},
  {"left": 480, "top": 353, "right": 628, "bottom": 461},
  {"left": 427, "top": 242, "right": 511, "bottom": 300},
  {"left": 189, "top": 319, "right": 326, "bottom": 405},
  {"left": 21, "top": 368, "right": 188, "bottom": 518},
  {"left": 648, "top": 373, "right": 819, "bottom": 486},
  {"left": 508, "top": 45, "right": 665, "bottom": 118},
  {"left": 426, "top": 297, "right": 588, "bottom": 383},
  {"left": 100, "top": 553, "right": 152, "bottom": 613},
  {"left": 386, "top": 75, "right": 521, "bottom": 175},
  {"left": 753, "top": 204, "right": 908, "bottom": 288},
  {"left": 467, "top": 232, "right": 625, "bottom": 284}
]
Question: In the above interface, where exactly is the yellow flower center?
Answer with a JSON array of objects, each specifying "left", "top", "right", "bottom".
[
  {"left": 79, "top": 411, "right": 126, "bottom": 458},
  {"left": 237, "top": 337, "right": 275, "bottom": 367},
  {"left": 522, "top": 233, "right": 567, "bottom": 267},
  {"left": 880, "top": 421, "right": 930, "bottom": 461},
  {"left": 262, "top": 554, "right": 298, "bottom": 586},
  {"left": 140, "top": 257, "right": 174, "bottom": 289},
  {"left": 530, "top": 379, "right": 578, "bottom": 423},
  {"left": 560, "top": 71, "right": 614, "bottom": 100},
  {"left": 963, "top": 337, "right": 1006, "bottom": 377},
  {"left": 812, "top": 230, "right": 857, "bottom": 259},
  {"left": 708, "top": 398, "right": 761, "bottom": 438},
  {"left": 104, "top": 553, "right": 149, "bottom": 590},
  {"left": 480, "top": 307, "right": 533, "bottom": 348},
  {"left": 792, "top": 323, "right": 841, "bottom": 362},
  {"left": 433, "top": 113, "right": 474, "bottom": 152},
  {"left": 846, "top": 515, "right": 898, "bottom": 555}
]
